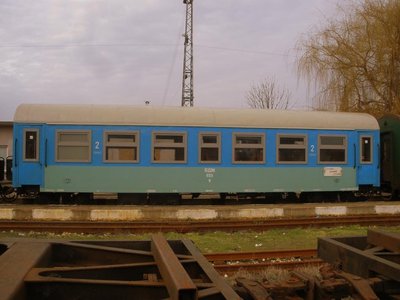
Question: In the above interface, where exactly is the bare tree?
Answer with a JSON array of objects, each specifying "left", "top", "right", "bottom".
[
  {"left": 297, "top": 0, "right": 400, "bottom": 117},
  {"left": 246, "top": 77, "right": 292, "bottom": 110}
]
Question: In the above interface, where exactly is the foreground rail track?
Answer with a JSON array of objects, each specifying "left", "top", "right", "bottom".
[
  {"left": 1, "top": 231, "right": 399, "bottom": 299},
  {"left": 205, "top": 249, "right": 322, "bottom": 274},
  {"left": 205, "top": 248, "right": 317, "bottom": 262},
  {"left": 213, "top": 258, "right": 323, "bottom": 274},
  {"left": 0, "top": 214, "right": 399, "bottom": 233}
]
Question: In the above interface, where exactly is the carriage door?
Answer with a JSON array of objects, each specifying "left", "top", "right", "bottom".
[
  {"left": 18, "top": 126, "right": 44, "bottom": 186},
  {"left": 380, "top": 132, "right": 393, "bottom": 186},
  {"left": 357, "top": 133, "right": 374, "bottom": 185}
]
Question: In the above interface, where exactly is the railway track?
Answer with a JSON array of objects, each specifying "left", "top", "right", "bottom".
[
  {"left": 0, "top": 214, "right": 399, "bottom": 233},
  {"left": 204, "top": 249, "right": 322, "bottom": 274},
  {"left": 2, "top": 232, "right": 397, "bottom": 299},
  {"left": 213, "top": 258, "right": 323, "bottom": 274},
  {"left": 204, "top": 248, "right": 317, "bottom": 262}
]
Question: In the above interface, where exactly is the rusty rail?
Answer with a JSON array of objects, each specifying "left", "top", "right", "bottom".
[
  {"left": 205, "top": 248, "right": 317, "bottom": 262},
  {"left": 214, "top": 258, "right": 324, "bottom": 273},
  {"left": 205, "top": 248, "right": 322, "bottom": 274},
  {"left": 0, "top": 215, "right": 399, "bottom": 233}
]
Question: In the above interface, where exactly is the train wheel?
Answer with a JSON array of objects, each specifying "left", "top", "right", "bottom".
[{"left": 1, "top": 187, "right": 17, "bottom": 203}]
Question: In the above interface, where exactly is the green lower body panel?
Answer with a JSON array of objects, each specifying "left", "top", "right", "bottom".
[{"left": 42, "top": 166, "right": 358, "bottom": 193}]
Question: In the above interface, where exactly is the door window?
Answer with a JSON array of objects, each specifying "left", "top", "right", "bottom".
[
  {"left": 360, "top": 136, "right": 372, "bottom": 163},
  {"left": 24, "top": 129, "right": 39, "bottom": 161}
]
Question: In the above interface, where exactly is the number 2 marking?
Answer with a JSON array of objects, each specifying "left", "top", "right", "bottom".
[
  {"left": 95, "top": 141, "right": 100, "bottom": 150},
  {"left": 310, "top": 145, "right": 315, "bottom": 153}
]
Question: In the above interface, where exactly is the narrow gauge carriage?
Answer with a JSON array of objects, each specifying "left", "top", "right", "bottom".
[{"left": 13, "top": 104, "right": 380, "bottom": 202}]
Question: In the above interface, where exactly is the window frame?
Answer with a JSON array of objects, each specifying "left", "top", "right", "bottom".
[
  {"left": 103, "top": 131, "right": 139, "bottom": 163},
  {"left": 232, "top": 132, "right": 265, "bottom": 164},
  {"left": 317, "top": 134, "right": 347, "bottom": 164},
  {"left": 55, "top": 130, "right": 91, "bottom": 163},
  {"left": 152, "top": 131, "right": 187, "bottom": 164},
  {"left": 276, "top": 134, "right": 308, "bottom": 164},
  {"left": 360, "top": 135, "right": 373, "bottom": 164},
  {"left": 198, "top": 132, "right": 221, "bottom": 164},
  {"left": 23, "top": 128, "right": 39, "bottom": 162}
]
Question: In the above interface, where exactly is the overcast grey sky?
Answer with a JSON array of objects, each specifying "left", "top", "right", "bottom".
[{"left": 0, "top": 0, "right": 338, "bottom": 121}]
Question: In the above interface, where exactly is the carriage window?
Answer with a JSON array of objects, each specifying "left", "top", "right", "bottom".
[
  {"left": 152, "top": 132, "right": 186, "bottom": 163},
  {"left": 56, "top": 131, "right": 91, "bottom": 162},
  {"left": 233, "top": 133, "right": 265, "bottom": 163},
  {"left": 360, "top": 136, "right": 372, "bottom": 163},
  {"left": 277, "top": 135, "right": 307, "bottom": 163},
  {"left": 104, "top": 132, "right": 139, "bottom": 163},
  {"left": 318, "top": 135, "right": 347, "bottom": 164},
  {"left": 24, "top": 129, "right": 39, "bottom": 161},
  {"left": 199, "top": 133, "right": 220, "bottom": 163}
]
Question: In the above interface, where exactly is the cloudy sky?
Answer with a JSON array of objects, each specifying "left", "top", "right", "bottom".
[{"left": 0, "top": 0, "right": 339, "bottom": 121}]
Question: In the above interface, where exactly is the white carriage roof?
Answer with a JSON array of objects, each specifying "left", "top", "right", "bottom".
[{"left": 14, "top": 104, "right": 379, "bottom": 130}]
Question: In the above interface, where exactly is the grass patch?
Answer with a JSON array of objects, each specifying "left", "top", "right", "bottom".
[
  {"left": 1, "top": 225, "right": 399, "bottom": 253},
  {"left": 165, "top": 225, "right": 400, "bottom": 252}
]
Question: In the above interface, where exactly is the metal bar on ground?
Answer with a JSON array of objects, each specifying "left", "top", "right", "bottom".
[
  {"left": 151, "top": 233, "right": 197, "bottom": 300},
  {"left": 367, "top": 229, "right": 400, "bottom": 253},
  {"left": 318, "top": 234, "right": 400, "bottom": 281},
  {"left": 0, "top": 242, "right": 51, "bottom": 300},
  {"left": 0, "top": 238, "right": 241, "bottom": 300},
  {"left": 182, "top": 239, "right": 242, "bottom": 300},
  {"left": 335, "top": 271, "right": 379, "bottom": 300}
]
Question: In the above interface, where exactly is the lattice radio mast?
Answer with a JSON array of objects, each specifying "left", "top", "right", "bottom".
[{"left": 181, "top": 0, "right": 194, "bottom": 107}]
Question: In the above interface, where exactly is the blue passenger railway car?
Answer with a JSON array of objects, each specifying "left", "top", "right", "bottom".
[{"left": 12, "top": 104, "right": 380, "bottom": 202}]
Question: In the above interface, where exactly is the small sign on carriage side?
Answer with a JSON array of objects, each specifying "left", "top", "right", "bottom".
[{"left": 323, "top": 167, "right": 343, "bottom": 177}]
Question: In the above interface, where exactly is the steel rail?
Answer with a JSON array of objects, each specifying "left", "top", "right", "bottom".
[
  {"left": 204, "top": 249, "right": 317, "bottom": 262},
  {"left": 0, "top": 215, "right": 399, "bottom": 233},
  {"left": 204, "top": 249, "right": 321, "bottom": 274},
  {"left": 213, "top": 258, "right": 324, "bottom": 274}
]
